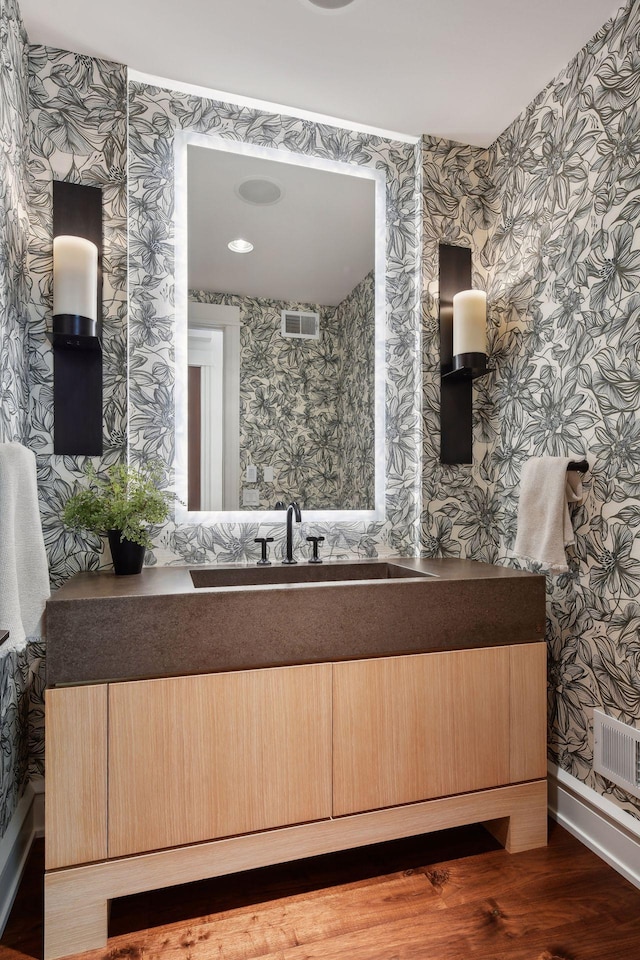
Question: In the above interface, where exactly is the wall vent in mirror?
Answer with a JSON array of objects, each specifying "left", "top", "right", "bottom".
[{"left": 281, "top": 310, "right": 320, "bottom": 340}]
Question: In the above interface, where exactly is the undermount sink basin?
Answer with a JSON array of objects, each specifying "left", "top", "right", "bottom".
[{"left": 189, "top": 561, "right": 433, "bottom": 589}]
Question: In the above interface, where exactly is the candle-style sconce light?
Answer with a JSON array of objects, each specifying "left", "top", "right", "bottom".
[
  {"left": 53, "top": 235, "right": 98, "bottom": 339},
  {"left": 439, "top": 244, "right": 489, "bottom": 464},
  {"left": 451, "top": 289, "right": 488, "bottom": 378},
  {"left": 51, "top": 181, "right": 103, "bottom": 456}
]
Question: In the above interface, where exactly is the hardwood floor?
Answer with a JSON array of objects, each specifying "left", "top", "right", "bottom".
[{"left": 2, "top": 820, "right": 640, "bottom": 960}]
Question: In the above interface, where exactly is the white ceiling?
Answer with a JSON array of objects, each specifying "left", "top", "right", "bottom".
[
  {"left": 187, "top": 145, "right": 375, "bottom": 305},
  {"left": 19, "top": 0, "right": 622, "bottom": 145}
]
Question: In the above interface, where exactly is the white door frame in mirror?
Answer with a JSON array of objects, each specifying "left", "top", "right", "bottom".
[
  {"left": 188, "top": 302, "right": 241, "bottom": 511},
  {"left": 174, "top": 129, "right": 386, "bottom": 524}
]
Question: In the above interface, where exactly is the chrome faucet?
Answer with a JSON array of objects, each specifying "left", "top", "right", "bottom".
[{"left": 276, "top": 500, "right": 302, "bottom": 564}]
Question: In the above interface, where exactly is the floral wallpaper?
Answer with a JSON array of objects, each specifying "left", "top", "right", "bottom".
[
  {"left": 0, "top": 0, "right": 30, "bottom": 446},
  {"left": 335, "top": 271, "right": 376, "bottom": 510},
  {"left": 26, "top": 45, "right": 128, "bottom": 587},
  {"left": 490, "top": 0, "right": 640, "bottom": 822},
  {"left": 421, "top": 0, "right": 640, "bottom": 821},
  {"left": 0, "top": 640, "right": 44, "bottom": 836},
  {"left": 0, "top": 0, "right": 44, "bottom": 840},
  {"left": 420, "top": 137, "right": 497, "bottom": 565},
  {"left": 128, "top": 81, "right": 421, "bottom": 565},
  {"left": 0, "top": 41, "right": 126, "bottom": 839},
  {"left": 190, "top": 271, "right": 374, "bottom": 511}
]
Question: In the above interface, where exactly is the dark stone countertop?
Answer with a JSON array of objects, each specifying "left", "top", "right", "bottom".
[{"left": 46, "top": 557, "right": 546, "bottom": 687}]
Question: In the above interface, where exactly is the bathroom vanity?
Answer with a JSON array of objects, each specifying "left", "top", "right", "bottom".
[{"left": 44, "top": 557, "right": 547, "bottom": 959}]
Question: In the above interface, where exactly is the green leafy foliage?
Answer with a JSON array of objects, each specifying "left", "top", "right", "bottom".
[{"left": 62, "top": 463, "right": 175, "bottom": 548}]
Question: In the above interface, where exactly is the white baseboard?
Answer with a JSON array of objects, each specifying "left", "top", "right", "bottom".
[
  {"left": 0, "top": 777, "right": 44, "bottom": 935},
  {"left": 548, "top": 762, "right": 640, "bottom": 889}
]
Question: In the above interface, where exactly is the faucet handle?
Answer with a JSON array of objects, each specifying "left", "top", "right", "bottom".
[
  {"left": 254, "top": 537, "right": 274, "bottom": 565},
  {"left": 306, "top": 535, "right": 325, "bottom": 564}
]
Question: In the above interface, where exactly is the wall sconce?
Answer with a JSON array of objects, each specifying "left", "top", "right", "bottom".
[
  {"left": 439, "top": 244, "right": 489, "bottom": 464},
  {"left": 53, "top": 235, "right": 98, "bottom": 338},
  {"left": 51, "top": 181, "right": 103, "bottom": 456},
  {"left": 451, "top": 290, "right": 487, "bottom": 378}
]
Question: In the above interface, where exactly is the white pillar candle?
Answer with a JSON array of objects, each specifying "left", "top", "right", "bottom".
[
  {"left": 453, "top": 289, "right": 486, "bottom": 356},
  {"left": 53, "top": 235, "right": 98, "bottom": 320}
]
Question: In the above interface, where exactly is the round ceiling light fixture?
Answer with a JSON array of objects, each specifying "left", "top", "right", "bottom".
[
  {"left": 227, "top": 238, "right": 254, "bottom": 254},
  {"left": 305, "top": 0, "right": 358, "bottom": 9},
  {"left": 236, "top": 177, "right": 283, "bottom": 206}
]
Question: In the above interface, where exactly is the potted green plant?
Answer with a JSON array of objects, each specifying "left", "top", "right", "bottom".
[{"left": 62, "top": 462, "right": 174, "bottom": 575}]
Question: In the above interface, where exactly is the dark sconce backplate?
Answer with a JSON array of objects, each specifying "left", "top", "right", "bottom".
[
  {"left": 51, "top": 181, "right": 103, "bottom": 456},
  {"left": 439, "top": 243, "right": 481, "bottom": 465}
]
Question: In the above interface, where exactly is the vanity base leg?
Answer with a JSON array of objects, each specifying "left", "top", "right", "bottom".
[
  {"left": 483, "top": 783, "right": 548, "bottom": 853},
  {"left": 44, "top": 873, "right": 108, "bottom": 960}
]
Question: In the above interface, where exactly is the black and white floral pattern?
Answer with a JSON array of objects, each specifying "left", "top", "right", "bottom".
[
  {"left": 0, "top": 0, "right": 44, "bottom": 840},
  {"left": 190, "top": 271, "right": 374, "bottom": 511},
  {"left": 26, "top": 44, "right": 128, "bottom": 587},
  {"left": 0, "top": 0, "right": 30, "bottom": 445},
  {"left": 1, "top": 38, "right": 127, "bottom": 839},
  {"left": 335, "top": 272, "right": 376, "bottom": 509},
  {"left": 491, "top": 0, "right": 640, "bottom": 822},
  {"left": 421, "top": 0, "right": 640, "bottom": 821},
  {"left": 0, "top": 637, "right": 45, "bottom": 836}
]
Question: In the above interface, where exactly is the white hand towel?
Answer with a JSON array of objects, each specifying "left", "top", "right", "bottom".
[
  {"left": 514, "top": 456, "right": 584, "bottom": 574},
  {"left": 0, "top": 443, "right": 50, "bottom": 647}
]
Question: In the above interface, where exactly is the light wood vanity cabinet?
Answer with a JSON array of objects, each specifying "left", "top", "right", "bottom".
[
  {"left": 108, "top": 664, "right": 332, "bottom": 857},
  {"left": 44, "top": 642, "right": 547, "bottom": 959},
  {"left": 333, "top": 647, "right": 512, "bottom": 816},
  {"left": 334, "top": 644, "right": 547, "bottom": 816},
  {"left": 45, "top": 685, "right": 108, "bottom": 870}
]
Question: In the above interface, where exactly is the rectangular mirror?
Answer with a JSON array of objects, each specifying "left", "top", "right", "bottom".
[{"left": 174, "top": 132, "right": 386, "bottom": 522}]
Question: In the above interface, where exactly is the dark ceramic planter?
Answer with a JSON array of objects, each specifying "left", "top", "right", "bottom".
[{"left": 107, "top": 530, "right": 145, "bottom": 576}]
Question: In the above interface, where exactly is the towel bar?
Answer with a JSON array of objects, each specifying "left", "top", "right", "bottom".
[{"left": 568, "top": 459, "right": 589, "bottom": 473}]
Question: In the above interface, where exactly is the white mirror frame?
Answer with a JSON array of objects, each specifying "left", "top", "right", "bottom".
[{"left": 174, "top": 130, "right": 387, "bottom": 525}]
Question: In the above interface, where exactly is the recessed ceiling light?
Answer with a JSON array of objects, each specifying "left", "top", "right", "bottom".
[
  {"left": 228, "top": 238, "right": 254, "bottom": 254},
  {"left": 305, "top": 0, "right": 358, "bottom": 9},
  {"left": 236, "top": 177, "right": 283, "bottom": 205}
]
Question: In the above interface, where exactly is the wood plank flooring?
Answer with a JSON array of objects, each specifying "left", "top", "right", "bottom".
[{"left": 2, "top": 820, "right": 640, "bottom": 960}]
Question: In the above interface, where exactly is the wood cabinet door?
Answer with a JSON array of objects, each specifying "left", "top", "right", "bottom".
[
  {"left": 333, "top": 648, "right": 511, "bottom": 816},
  {"left": 108, "top": 664, "right": 332, "bottom": 858},
  {"left": 510, "top": 641, "right": 547, "bottom": 783},
  {"left": 45, "top": 685, "right": 108, "bottom": 869}
]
